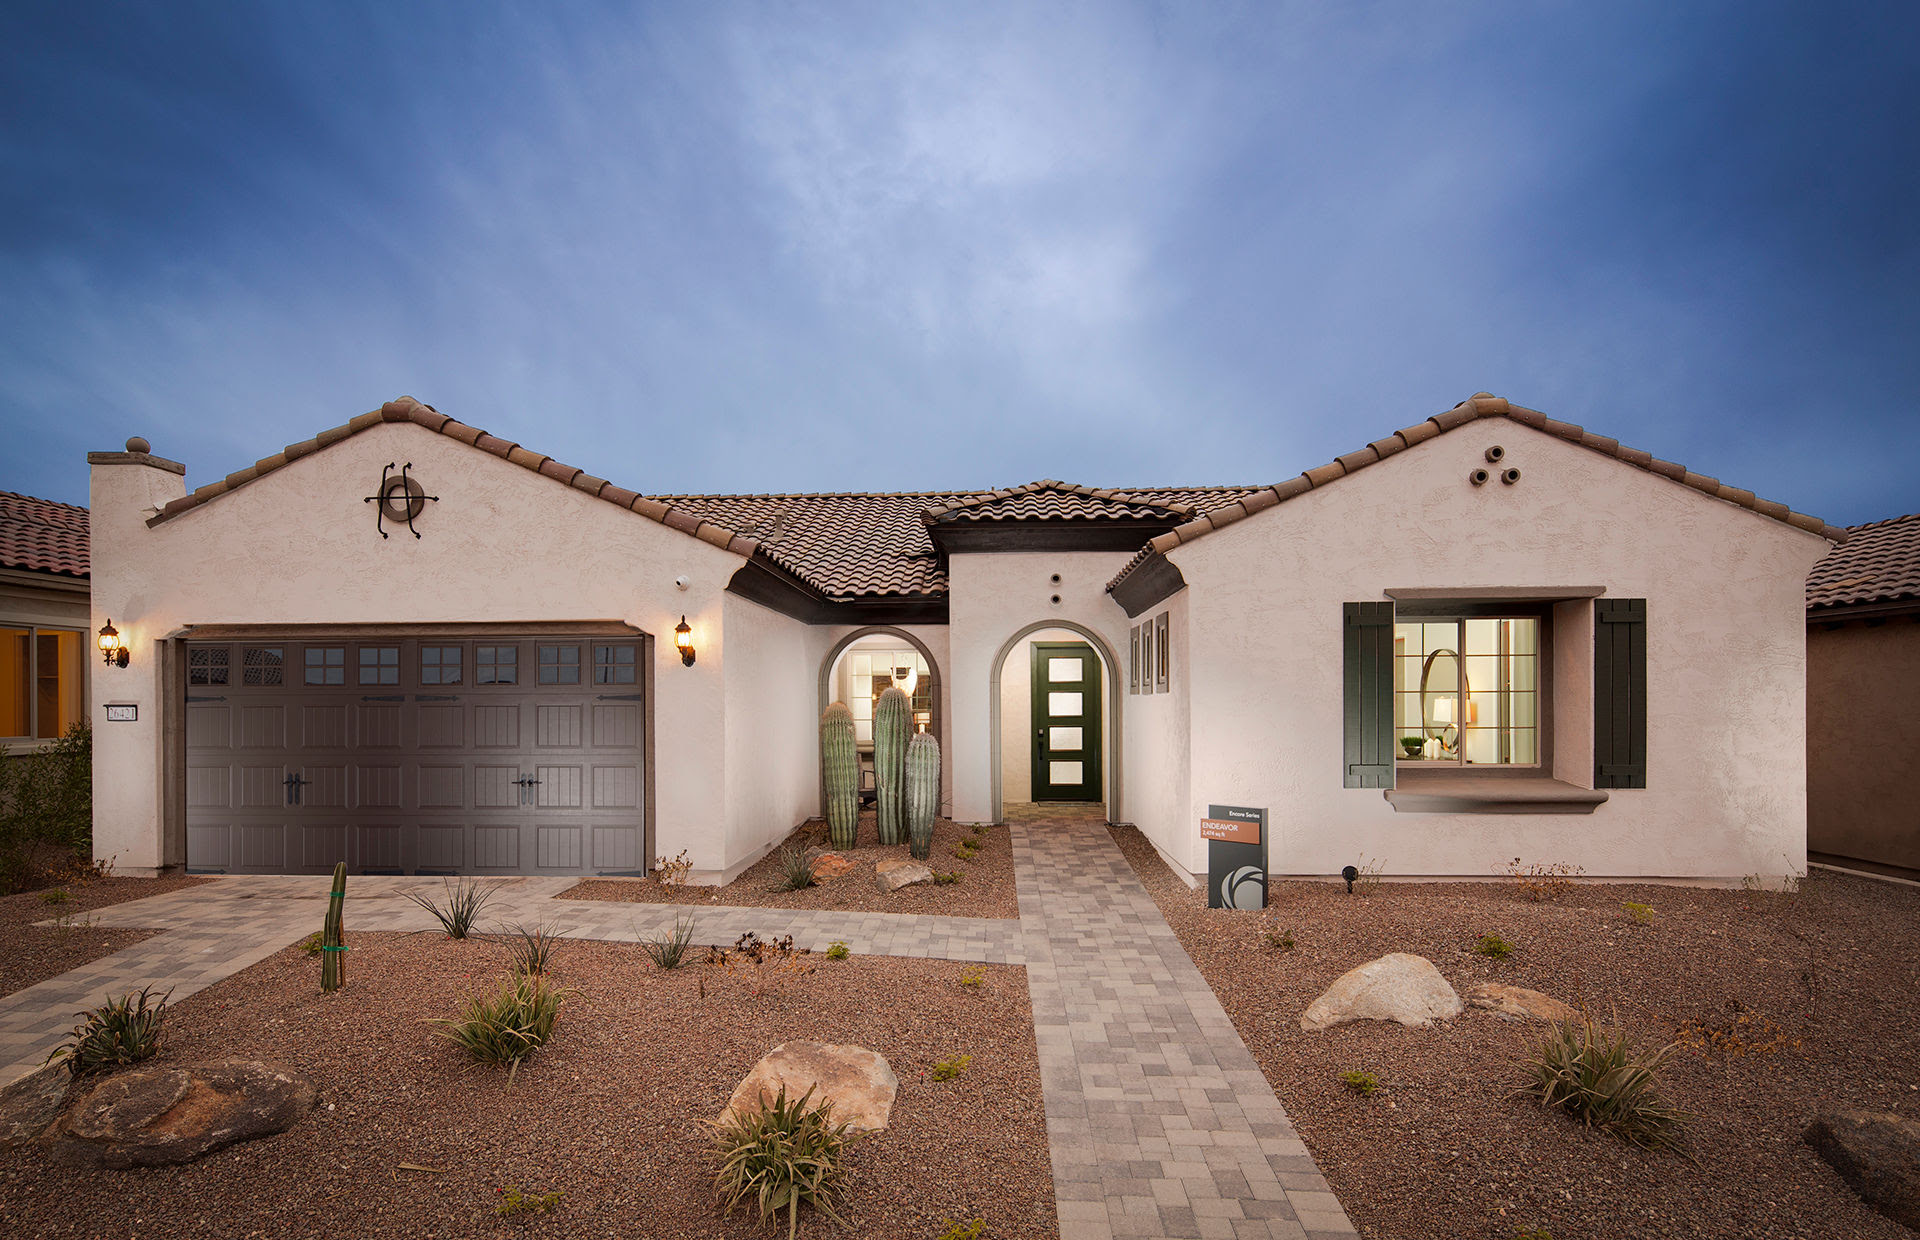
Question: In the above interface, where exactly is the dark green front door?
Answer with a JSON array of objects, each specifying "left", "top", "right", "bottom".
[{"left": 1030, "top": 641, "right": 1101, "bottom": 801}]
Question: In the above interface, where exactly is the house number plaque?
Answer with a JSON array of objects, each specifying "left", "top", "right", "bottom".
[{"left": 105, "top": 704, "right": 137, "bottom": 722}]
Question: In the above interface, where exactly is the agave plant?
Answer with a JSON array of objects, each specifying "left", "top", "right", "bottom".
[
  {"left": 774, "top": 844, "right": 816, "bottom": 892},
  {"left": 48, "top": 986, "right": 170, "bottom": 1076},
  {"left": 640, "top": 913, "right": 698, "bottom": 970},
  {"left": 404, "top": 876, "right": 499, "bottom": 938},
  {"left": 1520, "top": 1010, "right": 1689, "bottom": 1151},
  {"left": 502, "top": 920, "right": 569, "bottom": 976}
]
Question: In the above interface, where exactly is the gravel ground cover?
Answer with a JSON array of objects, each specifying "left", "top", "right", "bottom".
[
  {"left": 0, "top": 876, "right": 212, "bottom": 999},
  {"left": 563, "top": 813, "right": 1019, "bottom": 919},
  {"left": 0, "top": 929, "right": 1052, "bottom": 1239},
  {"left": 1111, "top": 825, "right": 1920, "bottom": 1240}
]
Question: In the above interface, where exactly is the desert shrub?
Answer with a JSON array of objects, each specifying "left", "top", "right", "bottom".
[
  {"left": 1476, "top": 933, "right": 1515, "bottom": 959},
  {"left": 1351, "top": 856, "right": 1385, "bottom": 896},
  {"left": 937, "top": 1220, "right": 989, "bottom": 1240},
  {"left": 1621, "top": 901, "right": 1654, "bottom": 925},
  {"left": 825, "top": 941, "right": 850, "bottom": 960},
  {"left": 709, "top": 1086, "right": 859, "bottom": 1240},
  {"left": 951, "top": 843, "right": 977, "bottom": 862},
  {"left": 299, "top": 931, "right": 325, "bottom": 957},
  {"left": 1675, "top": 1001, "right": 1799, "bottom": 1058},
  {"left": 1504, "top": 857, "right": 1585, "bottom": 901},
  {"left": 1521, "top": 1012, "right": 1688, "bottom": 1150},
  {"left": 641, "top": 914, "right": 698, "bottom": 970},
  {"left": 405, "top": 876, "right": 498, "bottom": 938},
  {"left": 958, "top": 966, "right": 983, "bottom": 988},
  {"left": 932, "top": 871, "right": 961, "bottom": 885},
  {"left": 49, "top": 985, "right": 168, "bottom": 1076},
  {"left": 504, "top": 921, "right": 568, "bottom": 976},
  {"left": 707, "top": 932, "right": 814, "bottom": 998},
  {"left": 655, "top": 849, "right": 694, "bottom": 886},
  {"left": 930, "top": 1053, "right": 973, "bottom": 1081},
  {"left": 495, "top": 1185, "right": 563, "bottom": 1216},
  {"left": 1512, "top": 1227, "right": 1553, "bottom": 1240},
  {"left": 436, "top": 974, "right": 564, "bottom": 1076},
  {"left": 1263, "top": 926, "right": 1296, "bottom": 952},
  {"left": 1339, "top": 1070, "right": 1379, "bottom": 1096},
  {"left": 38, "top": 887, "right": 72, "bottom": 905},
  {"left": 0, "top": 723, "right": 94, "bottom": 894},
  {"left": 774, "top": 844, "right": 816, "bottom": 892}
]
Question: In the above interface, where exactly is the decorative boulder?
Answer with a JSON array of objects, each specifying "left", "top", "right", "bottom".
[
  {"left": 1464, "top": 982, "right": 1580, "bottom": 1023},
  {"left": 50, "top": 1059, "right": 315, "bottom": 1168},
  {"left": 875, "top": 859, "right": 933, "bottom": 893},
  {"left": 1804, "top": 1109, "right": 1920, "bottom": 1231},
  {"left": 809, "top": 852, "right": 857, "bottom": 882},
  {"left": 1300, "top": 953, "right": 1463, "bottom": 1031},
  {"left": 721, "top": 1042, "right": 898, "bottom": 1133},
  {"left": 0, "top": 1063, "right": 72, "bottom": 1147}
]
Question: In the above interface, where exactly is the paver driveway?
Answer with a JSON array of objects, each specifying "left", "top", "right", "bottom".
[{"left": 1, "top": 817, "right": 1353, "bottom": 1239}]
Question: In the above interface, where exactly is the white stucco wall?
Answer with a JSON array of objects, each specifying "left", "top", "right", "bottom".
[
  {"left": 946, "top": 552, "right": 1133, "bottom": 822},
  {"left": 1120, "top": 592, "right": 1193, "bottom": 879},
  {"left": 88, "top": 421, "right": 748, "bottom": 875},
  {"left": 720, "top": 591, "right": 819, "bottom": 877},
  {"left": 1165, "top": 420, "right": 1833, "bottom": 881}
]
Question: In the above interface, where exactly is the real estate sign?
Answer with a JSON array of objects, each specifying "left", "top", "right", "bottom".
[{"left": 1203, "top": 804, "right": 1267, "bottom": 910}]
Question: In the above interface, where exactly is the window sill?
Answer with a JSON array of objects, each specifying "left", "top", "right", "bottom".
[{"left": 1383, "top": 773, "right": 1609, "bottom": 815}]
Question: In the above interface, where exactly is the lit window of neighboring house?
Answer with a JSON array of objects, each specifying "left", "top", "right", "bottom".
[{"left": 0, "top": 626, "right": 84, "bottom": 740}]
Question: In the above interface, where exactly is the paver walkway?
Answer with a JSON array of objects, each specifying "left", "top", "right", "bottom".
[
  {"left": 1017, "top": 818, "right": 1355, "bottom": 1239},
  {"left": 3, "top": 818, "right": 1354, "bottom": 1239}
]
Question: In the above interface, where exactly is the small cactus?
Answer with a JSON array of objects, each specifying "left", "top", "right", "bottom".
[
  {"left": 820, "top": 702, "right": 859, "bottom": 849},
  {"left": 873, "top": 686, "right": 910, "bottom": 845},
  {"left": 321, "top": 861, "right": 347, "bottom": 993},
  {"left": 906, "top": 732, "right": 941, "bottom": 860}
]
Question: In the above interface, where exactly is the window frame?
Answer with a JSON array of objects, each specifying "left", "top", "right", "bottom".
[
  {"left": 1390, "top": 601, "right": 1553, "bottom": 776},
  {"left": 0, "top": 623, "right": 86, "bottom": 742}
]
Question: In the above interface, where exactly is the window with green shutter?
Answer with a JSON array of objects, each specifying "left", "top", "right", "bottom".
[
  {"left": 1343, "top": 602, "right": 1395, "bottom": 788},
  {"left": 1593, "top": 598, "right": 1647, "bottom": 788}
]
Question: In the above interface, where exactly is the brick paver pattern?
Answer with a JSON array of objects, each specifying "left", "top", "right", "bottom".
[{"left": 1, "top": 816, "right": 1354, "bottom": 1238}]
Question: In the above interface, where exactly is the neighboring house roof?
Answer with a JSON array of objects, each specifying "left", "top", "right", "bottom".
[
  {"left": 1807, "top": 512, "right": 1920, "bottom": 614},
  {"left": 1104, "top": 392, "right": 1848, "bottom": 594},
  {"left": 0, "top": 491, "right": 89, "bottom": 578},
  {"left": 145, "top": 397, "right": 763, "bottom": 560}
]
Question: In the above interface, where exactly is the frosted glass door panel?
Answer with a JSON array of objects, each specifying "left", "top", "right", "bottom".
[
  {"left": 1048, "top": 657, "right": 1082, "bottom": 682},
  {"left": 1050, "top": 725, "right": 1083, "bottom": 751},
  {"left": 1049, "top": 761, "right": 1083, "bottom": 783},
  {"left": 1048, "top": 692, "right": 1082, "bottom": 716}
]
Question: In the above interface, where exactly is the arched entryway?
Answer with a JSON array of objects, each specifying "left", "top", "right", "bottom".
[
  {"left": 817, "top": 627, "right": 944, "bottom": 811},
  {"left": 988, "top": 620, "right": 1124, "bottom": 824}
]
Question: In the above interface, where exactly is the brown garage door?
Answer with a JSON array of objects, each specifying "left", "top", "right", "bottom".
[{"left": 183, "top": 632, "right": 646, "bottom": 875}]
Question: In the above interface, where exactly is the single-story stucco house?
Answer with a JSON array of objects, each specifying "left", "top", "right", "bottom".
[
  {"left": 1, "top": 491, "right": 91, "bottom": 751},
  {"left": 84, "top": 393, "right": 1843, "bottom": 887},
  {"left": 1806, "top": 511, "right": 1919, "bottom": 880}
]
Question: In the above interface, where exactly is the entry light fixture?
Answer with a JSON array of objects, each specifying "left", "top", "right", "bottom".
[
  {"left": 893, "top": 662, "right": 918, "bottom": 696},
  {"left": 98, "top": 619, "right": 129, "bottom": 668},
  {"left": 674, "top": 616, "right": 695, "bottom": 667}
]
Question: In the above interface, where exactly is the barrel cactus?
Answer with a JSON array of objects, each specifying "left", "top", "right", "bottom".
[
  {"left": 873, "top": 686, "right": 910, "bottom": 845},
  {"left": 905, "top": 732, "right": 941, "bottom": 860},
  {"left": 820, "top": 701, "right": 859, "bottom": 849}
]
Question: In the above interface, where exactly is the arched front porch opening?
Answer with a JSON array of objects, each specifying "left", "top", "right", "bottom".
[
  {"left": 988, "top": 620, "right": 1124, "bottom": 824},
  {"left": 817, "top": 626, "right": 944, "bottom": 810}
]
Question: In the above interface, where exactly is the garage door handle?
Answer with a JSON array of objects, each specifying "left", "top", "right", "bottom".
[
  {"left": 284, "top": 773, "right": 310, "bottom": 806},
  {"left": 513, "top": 775, "right": 542, "bottom": 806}
]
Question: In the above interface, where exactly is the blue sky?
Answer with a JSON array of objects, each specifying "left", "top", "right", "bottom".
[{"left": 2, "top": 2, "right": 1915, "bottom": 524}]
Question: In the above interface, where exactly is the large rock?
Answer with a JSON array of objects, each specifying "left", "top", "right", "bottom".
[
  {"left": 50, "top": 1059, "right": 315, "bottom": 1168},
  {"left": 0, "top": 1063, "right": 72, "bottom": 1147},
  {"left": 721, "top": 1042, "right": 897, "bottom": 1133},
  {"left": 875, "top": 859, "right": 932, "bottom": 893},
  {"left": 1804, "top": 1109, "right": 1920, "bottom": 1231},
  {"left": 1464, "top": 982, "right": 1580, "bottom": 1023},
  {"left": 1300, "top": 953, "right": 1463, "bottom": 1031},
  {"left": 809, "top": 852, "right": 857, "bottom": 882}
]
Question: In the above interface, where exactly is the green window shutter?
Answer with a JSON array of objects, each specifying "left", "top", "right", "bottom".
[
  {"left": 1593, "top": 598, "right": 1647, "bottom": 789},
  {"left": 1343, "top": 602, "right": 1395, "bottom": 789}
]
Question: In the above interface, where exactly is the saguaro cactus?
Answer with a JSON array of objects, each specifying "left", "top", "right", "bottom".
[
  {"left": 905, "top": 732, "right": 941, "bottom": 860},
  {"left": 873, "top": 686, "right": 910, "bottom": 845},
  {"left": 821, "top": 701, "right": 859, "bottom": 849},
  {"left": 321, "top": 861, "right": 347, "bottom": 993}
]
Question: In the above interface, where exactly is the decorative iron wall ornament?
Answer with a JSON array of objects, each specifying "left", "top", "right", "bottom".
[{"left": 363, "top": 462, "right": 438, "bottom": 539}]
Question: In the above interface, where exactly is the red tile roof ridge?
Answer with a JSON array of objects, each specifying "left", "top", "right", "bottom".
[
  {"left": 1107, "top": 393, "right": 1849, "bottom": 595},
  {"left": 921, "top": 478, "right": 1203, "bottom": 524},
  {"left": 1807, "top": 509, "right": 1920, "bottom": 611},
  {"left": 141, "top": 397, "right": 761, "bottom": 559}
]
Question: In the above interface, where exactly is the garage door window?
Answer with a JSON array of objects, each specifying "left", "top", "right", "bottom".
[
  {"left": 189, "top": 647, "right": 230, "bottom": 686},
  {"left": 243, "top": 647, "right": 283, "bottom": 686},
  {"left": 539, "top": 645, "right": 580, "bottom": 685},
  {"left": 477, "top": 646, "right": 517, "bottom": 684},
  {"left": 421, "top": 646, "right": 463, "bottom": 685},
  {"left": 359, "top": 647, "right": 400, "bottom": 685},
  {"left": 594, "top": 644, "right": 636, "bottom": 685},
  {"left": 305, "top": 647, "right": 345, "bottom": 685}
]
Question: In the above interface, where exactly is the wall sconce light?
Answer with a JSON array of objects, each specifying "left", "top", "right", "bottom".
[
  {"left": 674, "top": 616, "right": 695, "bottom": 667},
  {"left": 892, "top": 662, "right": 919, "bottom": 695},
  {"left": 98, "top": 619, "right": 129, "bottom": 667}
]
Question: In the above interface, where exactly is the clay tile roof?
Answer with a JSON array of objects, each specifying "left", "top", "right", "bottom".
[
  {"left": 145, "top": 397, "right": 760, "bottom": 560},
  {"left": 1107, "top": 392, "right": 1849, "bottom": 594},
  {"left": 0, "top": 491, "right": 89, "bottom": 578},
  {"left": 1807, "top": 512, "right": 1920, "bottom": 612},
  {"left": 921, "top": 479, "right": 1206, "bottom": 524}
]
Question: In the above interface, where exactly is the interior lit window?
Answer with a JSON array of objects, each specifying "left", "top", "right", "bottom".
[
  {"left": 1393, "top": 617, "right": 1539, "bottom": 765},
  {"left": 2, "top": 627, "right": 83, "bottom": 740}
]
